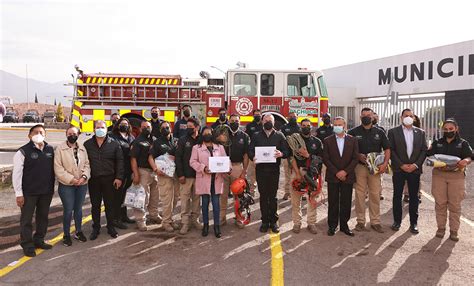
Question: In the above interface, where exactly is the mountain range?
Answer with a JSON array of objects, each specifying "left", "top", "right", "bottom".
[{"left": 0, "top": 70, "right": 71, "bottom": 106}]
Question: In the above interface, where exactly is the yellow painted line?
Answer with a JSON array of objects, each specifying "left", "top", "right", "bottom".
[
  {"left": 91, "top": 77, "right": 97, "bottom": 84},
  {"left": 150, "top": 78, "right": 155, "bottom": 85},
  {"left": 320, "top": 97, "right": 328, "bottom": 101},
  {"left": 139, "top": 78, "right": 144, "bottom": 84},
  {"left": 270, "top": 233, "right": 284, "bottom": 286},
  {"left": 0, "top": 206, "right": 105, "bottom": 278},
  {"left": 74, "top": 101, "right": 83, "bottom": 108},
  {"left": 144, "top": 78, "right": 150, "bottom": 85},
  {"left": 119, "top": 78, "right": 124, "bottom": 84}
]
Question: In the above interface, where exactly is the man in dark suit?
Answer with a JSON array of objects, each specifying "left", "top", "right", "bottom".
[
  {"left": 322, "top": 117, "right": 359, "bottom": 237},
  {"left": 388, "top": 108, "right": 427, "bottom": 234}
]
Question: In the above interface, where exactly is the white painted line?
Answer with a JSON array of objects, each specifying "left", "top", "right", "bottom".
[
  {"left": 199, "top": 263, "right": 214, "bottom": 269},
  {"left": 136, "top": 263, "right": 166, "bottom": 275},
  {"left": 91, "top": 232, "right": 136, "bottom": 249},
  {"left": 46, "top": 251, "right": 80, "bottom": 262},
  {"left": 261, "top": 235, "right": 292, "bottom": 253},
  {"left": 286, "top": 239, "right": 313, "bottom": 253},
  {"left": 420, "top": 190, "right": 474, "bottom": 228},
  {"left": 331, "top": 243, "right": 372, "bottom": 269},
  {"left": 125, "top": 240, "right": 145, "bottom": 249},
  {"left": 134, "top": 237, "right": 176, "bottom": 256}
]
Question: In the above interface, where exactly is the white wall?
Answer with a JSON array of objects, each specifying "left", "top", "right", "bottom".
[{"left": 323, "top": 40, "right": 474, "bottom": 99}]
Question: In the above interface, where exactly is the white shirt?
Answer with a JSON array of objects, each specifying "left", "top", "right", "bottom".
[
  {"left": 402, "top": 125, "right": 414, "bottom": 158},
  {"left": 336, "top": 135, "right": 345, "bottom": 157},
  {"left": 12, "top": 143, "right": 44, "bottom": 197}
]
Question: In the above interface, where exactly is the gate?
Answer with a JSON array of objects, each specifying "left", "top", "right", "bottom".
[{"left": 357, "top": 93, "right": 445, "bottom": 142}]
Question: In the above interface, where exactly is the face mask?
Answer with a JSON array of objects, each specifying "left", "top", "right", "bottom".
[
  {"left": 301, "top": 127, "right": 311, "bottom": 135},
  {"left": 141, "top": 128, "right": 151, "bottom": 136},
  {"left": 264, "top": 121, "right": 273, "bottom": 131},
  {"left": 323, "top": 118, "right": 331, "bottom": 125},
  {"left": 361, "top": 116, "right": 372, "bottom": 126},
  {"left": 202, "top": 134, "right": 213, "bottom": 142},
  {"left": 333, "top": 126, "right": 344, "bottom": 134},
  {"left": 119, "top": 125, "right": 129, "bottom": 133},
  {"left": 254, "top": 115, "right": 261, "bottom": 122},
  {"left": 95, "top": 128, "right": 107, "bottom": 137},
  {"left": 187, "top": 127, "right": 195, "bottom": 137},
  {"left": 161, "top": 127, "right": 170, "bottom": 137},
  {"left": 183, "top": 110, "right": 191, "bottom": 117},
  {"left": 403, "top": 116, "right": 414, "bottom": 126},
  {"left": 32, "top": 134, "right": 45, "bottom": 144},
  {"left": 444, "top": 131, "right": 456, "bottom": 139},
  {"left": 67, "top": 135, "right": 78, "bottom": 144},
  {"left": 151, "top": 113, "right": 159, "bottom": 119},
  {"left": 230, "top": 122, "right": 239, "bottom": 132},
  {"left": 289, "top": 117, "right": 297, "bottom": 125},
  {"left": 219, "top": 114, "right": 226, "bottom": 121}
]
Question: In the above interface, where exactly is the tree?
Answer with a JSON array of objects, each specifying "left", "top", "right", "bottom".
[
  {"left": 56, "top": 102, "right": 65, "bottom": 123},
  {"left": 34, "top": 93, "right": 38, "bottom": 103}
]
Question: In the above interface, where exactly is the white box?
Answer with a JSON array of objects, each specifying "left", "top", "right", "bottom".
[
  {"left": 255, "top": 146, "right": 277, "bottom": 163},
  {"left": 209, "top": 156, "right": 230, "bottom": 173}
]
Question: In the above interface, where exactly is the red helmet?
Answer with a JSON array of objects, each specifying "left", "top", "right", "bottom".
[{"left": 230, "top": 178, "right": 246, "bottom": 195}]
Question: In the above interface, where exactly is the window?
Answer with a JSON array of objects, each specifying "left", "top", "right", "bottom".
[
  {"left": 287, "top": 74, "right": 316, "bottom": 97},
  {"left": 233, "top": 74, "right": 257, "bottom": 96},
  {"left": 317, "top": 76, "right": 328, "bottom": 98},
  {"left": 260, "top": 74, "right": 274, "bottom": 96}
]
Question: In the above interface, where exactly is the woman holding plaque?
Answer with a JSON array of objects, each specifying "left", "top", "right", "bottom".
[{"left": 190, "top": 126, "right": 228, "bottom": 238}]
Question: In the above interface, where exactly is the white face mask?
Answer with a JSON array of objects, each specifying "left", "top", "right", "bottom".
[
  {"left": 403, "top": 116, "right": 414, "bottom": 126},
  {"left": 31, "top": 134, "right": 45, "bottom": 144},
  {"left": 333, "top": 126, "right": 344, "bottom": 134}
]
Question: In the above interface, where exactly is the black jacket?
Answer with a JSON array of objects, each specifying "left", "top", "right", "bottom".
[
  {"left": 84, "top": 135, "right": 124, "bottom": 180},
  {"left": 175, "top": 134, "right": 198, "bottom": 178},
  {"left": 245, "top": 121, "right": 263, "bottom": 139},
  {"left": 249, "top": 129, "right": 289, "bottom": 172},
  {"left": 110, "top": 132, "right": 135, "bottom": 176},
  {"left": 281, "top": 122, "right": 301, "bottom": 137}
]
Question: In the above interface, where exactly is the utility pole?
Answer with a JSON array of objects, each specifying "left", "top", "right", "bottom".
[{"left": 26, "top": 64, "right": 30, "bottom": 109}]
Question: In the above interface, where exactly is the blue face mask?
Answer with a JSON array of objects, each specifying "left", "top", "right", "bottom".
[
  {"left": 333, "top": 126, "right": 344, "bottom": 134},
  {"left": 95, "top": 128, "right": 107, "bottom": 137}
]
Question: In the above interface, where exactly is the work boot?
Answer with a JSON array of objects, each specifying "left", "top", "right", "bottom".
[
  {"left": 449, "top": 231, "right": 459, "bottom": 242},
  {"left": 435, "top": 228, "right": 445, "bottom": 238},
  {"left": 136, "top": 222, "right": 148, "bottom": 232},
  {"left": 191, "top": 221, "right": 203, "bottom": 230},
  {"left": 292, "top": 224, "right": 301, "bottom": 234},
  {"left": 371, "top": 224, "right": 384, "bottom": 233},
  {"left": 162, "top": 224, "right": 174, "bottom": 233},
  {"left": 355, "top": 223, "right": 368, "bottom": 232},
  {"left": 202, "top": 223, "right": 209, "bottom": 237},
  {"left": 179, "top": 224, "right": 190, "bottom": 235},
  {"left": 148, "top": 216, "right": 162, "bottom": 225},
  {"left": 283, "top": 193, "right": 290, "bottom": 200},
  {"left": 307, "top": 224, "right": 318, "bottom": 234}
]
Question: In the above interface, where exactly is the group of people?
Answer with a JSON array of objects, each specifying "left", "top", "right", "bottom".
[{"left": 12, "top": 105, "right": 472, "bottom": 258}]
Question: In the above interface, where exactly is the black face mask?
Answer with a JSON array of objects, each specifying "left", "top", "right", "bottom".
[
  {"left": 183, "top": 110, "right": 191, "bottom": 117},
  {"left": 203, "top": 134, "right": 213, "bottom": 142},
  {"left": 323, "top": 118, "right": 331, "bottom": 125},
  {"left": 161, "top": 127, "right": 170, "bottom": 137},
  {"left": 230, "top": 122, "right": 239, "bottom": 132},
  {"left": 119, "top": 125, "right": 129, "bottom": 132},
  {"left": 254, "top": 115, "right": 261, "bottom": 122},
  {"left": 289, "top": 117, "right": 297, "bottom": 125},
  {"left": 219, "top": 114, "right": 226, "bottom": 121},
  {"left": 361, "top": 116, "right": 372, "bottom": 126},
  {"left": 151, "top": 113, "right": 159, "bottom": 119},
  {"left": 141, "top": 128, "right": 151, "bottom": 136},
  {"left": 444, "top": 131, "right": 456, "bottom": 139},
  {"left": 187, "top": 128, "right": 195, "bottom": 137},
  {"left": 301, "top": 127, "right": 311, "bottom": 135},
  {"left": 67, "top": 135, "right": 78, "bottom": 144},
  {"left": 264, "top": 121, "right": 273, "bottom": 130}
]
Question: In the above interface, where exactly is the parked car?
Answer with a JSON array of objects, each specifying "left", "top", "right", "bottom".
[
  {"left": 42, "top": 110, "right": 56, "bottom": 123},
  {"left": 3, "top": 109, "right": 20, "bottom": 123},
  {"left": 22, "top": 109, "right": 41, "bottom": 123}
]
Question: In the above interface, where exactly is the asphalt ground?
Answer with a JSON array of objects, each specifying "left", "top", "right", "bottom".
[{"left": 1, "top": 128, "right": 474, "bottom": 284}]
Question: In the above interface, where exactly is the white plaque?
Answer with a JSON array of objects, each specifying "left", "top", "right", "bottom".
[
  {"left": 255, "top": 146, "right": 277, "bottom": 163},
  {"left": 209, "top": 156, "right": 230, "bottom": 173}
]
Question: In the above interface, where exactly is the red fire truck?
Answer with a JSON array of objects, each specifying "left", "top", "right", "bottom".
[{"left": 69, "top": 66, "right": 328, "bottom": 134}]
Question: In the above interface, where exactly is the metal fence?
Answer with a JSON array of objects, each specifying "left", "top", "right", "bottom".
[{"left": 357, "top": 93, "right": 445, "bottom": 142}]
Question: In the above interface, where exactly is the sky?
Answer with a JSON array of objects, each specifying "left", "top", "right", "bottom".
[{"left": 1, "top": 0, "right": 474, "bottom": 83}]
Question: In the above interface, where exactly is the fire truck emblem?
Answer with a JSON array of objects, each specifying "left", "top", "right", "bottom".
[{"left": 235, "top": 98, "right": 253, "bottom": 116}]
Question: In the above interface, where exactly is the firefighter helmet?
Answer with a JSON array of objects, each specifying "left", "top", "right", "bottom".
[{"left": 230, "top": 178, "right": 246, "bottom": 195}]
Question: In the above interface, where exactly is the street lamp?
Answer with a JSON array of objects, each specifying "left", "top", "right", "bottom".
[{"left": 210, "top": 66, "right": 226, "bottom": 76}]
